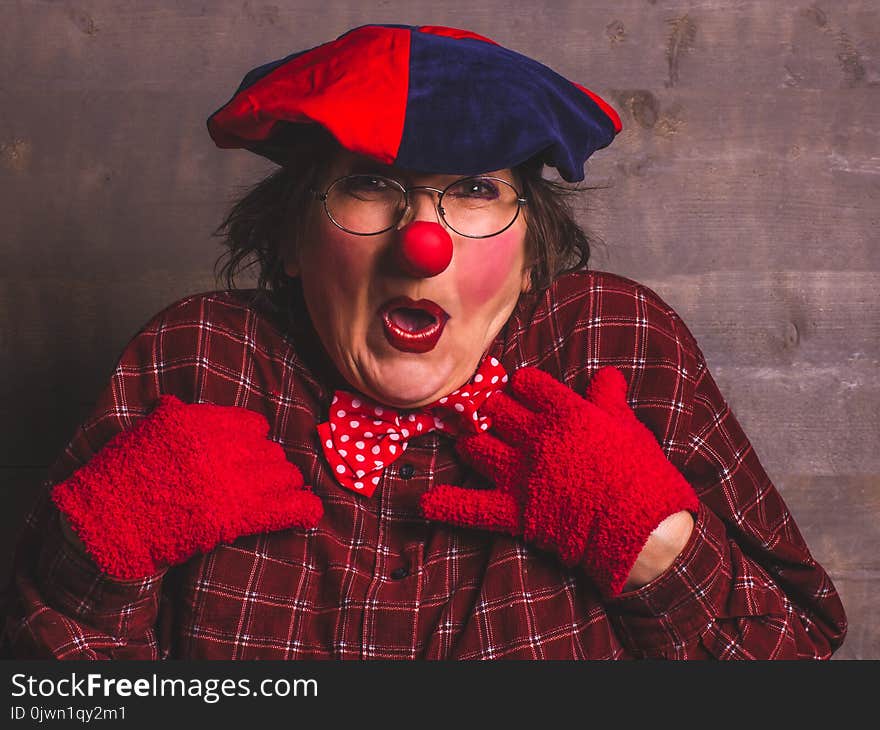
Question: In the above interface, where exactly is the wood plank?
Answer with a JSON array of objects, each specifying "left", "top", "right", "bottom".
[
  {"left": 3, "top": 2, "right": 877, "bottom": 91},
  {"left": 818, "top": 576, "right": 877, "bottom": 659},
  {"left": 709, "top": 363, "right": 880, "bottom": 477},
  {"left": 637, "top": 272, "right": 880, "bottom": 366},
  {"left": 775, "top": 475, "right": 880, "bottom": 574}
]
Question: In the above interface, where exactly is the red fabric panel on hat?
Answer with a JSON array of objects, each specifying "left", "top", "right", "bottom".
[
  {"left": 573, "top": 82, "right": 623, "bottom": 133},
  {"left": 209, "top": 26, "right": 410, "bottom": 162},
  {"left": 416, "top": 25, "right": 499, "bottom": 46}
]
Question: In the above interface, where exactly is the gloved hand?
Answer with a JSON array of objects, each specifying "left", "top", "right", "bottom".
[
  {"left": 420, "top": 366, "right": 699, "bottom": 597},
  {"left": 52, "top": 394, "right": 323, "bottom": 580}
]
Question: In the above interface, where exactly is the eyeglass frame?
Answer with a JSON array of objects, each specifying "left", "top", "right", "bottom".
[{"left": 310, "top": 173, "right": 528, "bottom": 239}]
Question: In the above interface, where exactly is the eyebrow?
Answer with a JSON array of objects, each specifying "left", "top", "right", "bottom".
[
  {"left": 346, "top": 161, "right": 400, "bottom": 177},
  {"left": 342, "top": 162, "right": 516, "bottom": 187}
]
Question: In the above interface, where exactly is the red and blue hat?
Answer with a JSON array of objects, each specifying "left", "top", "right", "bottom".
[{"left": 207, "top": 24, "right": 622, "bottom": 182}]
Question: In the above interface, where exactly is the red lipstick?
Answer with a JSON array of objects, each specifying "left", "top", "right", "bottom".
[{"left": 379, "top": 296, "right": 449, "bottom": 353}]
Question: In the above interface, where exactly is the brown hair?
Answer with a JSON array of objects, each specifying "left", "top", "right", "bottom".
[{"left": 213, "top": 126, "right": 602, "bottom": 322}]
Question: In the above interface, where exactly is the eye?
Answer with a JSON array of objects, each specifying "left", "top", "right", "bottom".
[
  {"left": 338, "top": 175, "right": 398, "bottom": 200},
  {"left": 445, "top": 177, "right": 501, "bottom": 200}
]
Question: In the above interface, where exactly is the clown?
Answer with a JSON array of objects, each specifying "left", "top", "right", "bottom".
[{"left": 4, "top": 25, "right": 846, "bottom": 659}]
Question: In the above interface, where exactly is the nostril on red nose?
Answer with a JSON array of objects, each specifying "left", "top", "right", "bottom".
[{"left": 397, "top": 221, "right": 453, "bottom": 278}]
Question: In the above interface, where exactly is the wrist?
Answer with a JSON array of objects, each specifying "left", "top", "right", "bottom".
[{"left": 620, "top": 509, "right": 695, "bottom": 593}]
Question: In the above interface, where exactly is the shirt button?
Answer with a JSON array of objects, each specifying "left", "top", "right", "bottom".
[
  {"left": 390, "top": 566, "right": 410, "bottom": 580},
  {"left": 399, "top": 463, "right": 415, "bottom": 479}
]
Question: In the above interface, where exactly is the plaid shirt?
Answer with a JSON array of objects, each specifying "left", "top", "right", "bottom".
[{"left": 2, "top": 270, "right": 847, "bottom": 659}]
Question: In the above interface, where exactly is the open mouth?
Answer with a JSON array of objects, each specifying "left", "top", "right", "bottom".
[{"left": 379, "top": 297, "right": 449, "bottom": 353}]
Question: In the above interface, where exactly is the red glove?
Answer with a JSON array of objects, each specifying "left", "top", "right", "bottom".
[
  {"left": 52, "top": 395, "right": 323, "bottom": 580},
  {"left": 420, "top": 367, "right": 699, "bottom": 597}
]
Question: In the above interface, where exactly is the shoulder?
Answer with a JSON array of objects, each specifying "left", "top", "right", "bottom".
[
  {"left": 114, "top": 289, "right": 298, "bottom": 398},
  {"left": 518, "top": 270, "right": 703, "bottom": 363},
  {"left": 136, "top": 289, "right": 271, "bottom": 333},
  {"left": 547, "top": 269, "right": 691, "bottom": 328},
  {"left": 128, "top": 288, "right": 294, "bottom": 350},
  {"left": 520, "top": 271, "right": 712, "bottom": 455}
]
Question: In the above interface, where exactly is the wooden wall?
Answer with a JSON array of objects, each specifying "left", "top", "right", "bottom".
[{"left": 2, "top": 1, "right": 877, "bottom": 658}]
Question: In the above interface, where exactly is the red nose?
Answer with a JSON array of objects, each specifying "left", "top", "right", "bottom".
[{"left": 397, "top": 221, "right": 453, "bottom": 278}]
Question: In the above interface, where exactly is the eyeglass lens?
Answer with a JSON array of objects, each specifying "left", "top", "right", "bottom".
[{"left": 324, "top": 175, "right": 522, "bottom": 237}]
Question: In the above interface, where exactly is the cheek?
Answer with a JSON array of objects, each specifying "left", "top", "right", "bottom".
[
  {"left": 456, "top": 227, "right": 525, "bottom": 307},
  {"left": 301, "top": 226, "right": 373, "bottom": 291}
]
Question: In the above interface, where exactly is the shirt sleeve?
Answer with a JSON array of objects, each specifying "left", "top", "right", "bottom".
[
  {"left": 603, "top": 321, "right": 848, "bottom": 659},
  {"left": 2, "top": 489, "right": 167, "bottom": 659},
  {"left": 0, "top": 300, "right": 186, "bottom": 660}
]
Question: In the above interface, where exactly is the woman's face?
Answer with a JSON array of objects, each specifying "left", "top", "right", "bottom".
[{"left": 286, "top": 149, "right": 532, "bottom": 409}]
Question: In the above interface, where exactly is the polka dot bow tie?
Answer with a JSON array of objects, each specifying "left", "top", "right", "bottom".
[{"left": 317, "top": 356, "right": 508, "bottom": 496}]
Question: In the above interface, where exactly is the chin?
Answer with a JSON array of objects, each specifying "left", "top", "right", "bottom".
[{"left": 361, "top": 355, "right": 460, "bottom": 409}]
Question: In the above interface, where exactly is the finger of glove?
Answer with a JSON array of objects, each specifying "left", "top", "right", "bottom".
[
  {"left": 479, "top": 391, "right": 537, "bottom": 448},
  {"left": 455, "top": 432, "right": 522, "bottom": 493},
  {"left": 508, "top": 367, "right": 586, "bottom": 415},
  {"left": 242, "top": 439, "right": 306, "bottom": 487},
  {"left": 584, "top": 366, "right": 635, "bottom": 422},
  {"left": 221, "top": 486, "right": 324, "bottom": 541},
  {"left": 420, "top": 484, "right": 521, "bottom": 534},
  {"left": 254, "top": 486, "right": 323, "bottom": 530}
]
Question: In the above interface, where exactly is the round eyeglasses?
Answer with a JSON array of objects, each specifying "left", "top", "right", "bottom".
[{"left": 312, "top": 174, "right": 528, "bottom": 238}]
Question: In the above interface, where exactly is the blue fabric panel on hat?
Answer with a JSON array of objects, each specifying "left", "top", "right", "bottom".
[{"left": 395, "top": 30, "right": 617, "bottom": 182}]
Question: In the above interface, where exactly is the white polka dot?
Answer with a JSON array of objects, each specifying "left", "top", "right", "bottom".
[
  {"left": 480, "top": 423, "right": 489, "bottom": 431},
  {"left": 472, "top": 412, "right": 479, "bottom": 420},
  {"left": 400, "top": 428, "right": 409, "bottom": 438},
  {"left": 416, "top": 423, "right": 423, "bottom": 431},
  {"left": 433, "top": 417, "right": 444, "bottom": 429},
  {"left": 439, "top": 397, "right": 448, "bottom": 404},
  {"left": 355, "top": 454, "right": 365, "bottom": 462},
  {"left": 501, "top": 374, "right": 509, "bottom": 383},
  {"left": 375, "top": 406, "right": 384, "bottom": 415},
  {"left": 355, "top": 441, "right": 365, "bottom": 449},
  {"left": 389, "top": 433, "right": 400, "bottom": 441},
  {"left": 490, "top": 357, "right": 499, "bottom": 366},
  {"left": 372, "top": 476, "right": 380, "bottom": 485},
  {"left": 374, "top": 460, "right": 384, "bottom": 468},
  {"left": 461, "top": 391, "right": 469, "bottom": 398},
  {"left": 356, "top": 469, "right": 365, "bottom": 478},
  {"left": 389, "top": 445, "right": 397, "bottom": 455},
  {"left": 349, "top": 420, "right": 360, "bottom": 428},
  {"left": 336, "top": 464, "right": 346, "bottom": 474},
  {"left": 454, "top": 403, "right": 465, "bottom": 412},
  {"left": 339, "top": 449, "right": 349, "bottom": 459},
  {"left": 336, "top": 409, "right": 346, "bottom": 418},
  {"left": 340, "top": 434, "right": 350, "bottom": 443},
  {"left": 408, "top": 414, "right": 416, "bottom": 422},
  {"left": 491, "top": 376, "right": 499, "bottom": 384},
  {"left": 354, "top": 481, "right": 363, "bottom": 489},
  {"left": 373, "top": 419, "right": 383, "bottom": 426},
  {"left": 332, "top": 395, "right": 338, "bottom": 404},
  {"left": 351, "top": 398, "right": 361, "bottom": 408},
  {"left": 372, "top": 445, "right": 381, "bottom": 455},
  {"left": 325, "top": 439, "right": 333, "bottom": 448},
  {"left": 474, "top": 373, "right": 484, "bottom": 382},
  {"left": 364, "top": 431, "right": 373, "bottom": 438},
  {"left": 330, "top": 423, "right": 336, "bottom": 431}
]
